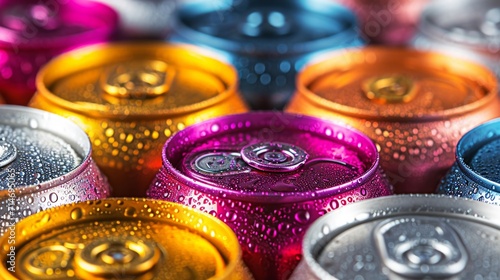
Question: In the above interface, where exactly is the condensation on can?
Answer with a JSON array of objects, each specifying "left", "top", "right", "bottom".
[
  {"left": 147, "top": 112, "right": 393, "bottom": 280},
  {"left": 438, "top": 118, "right": 500, "bottom": 204},
  {"left": 0, "top": 198, "right": 253, "bottom": 280},
  {"left": 169, "top": 0, "right": 365, "bottom": 110},
  {"left": 412, "top": 0, "right": 500, "bottom": 78},
  {"left": 29, "top": 43, "right": 248, "bottom": 198},
  {"left": 0, "top": 105, "right": 110, "bottom": 235},
  {"left": 290, "top": 194, "right": 500, "bottom": 279},
  {"left": 0, "top": 0, "right": 118, "bottom": 105},
  {"left": 286, "top": 47, "right": 500, "bottom": 194}
]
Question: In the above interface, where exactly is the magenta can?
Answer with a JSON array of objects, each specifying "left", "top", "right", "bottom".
[
  {"left": 0, "top": 0, "right": 118, "bottom": 105},
  {"left": 147, "top": 112, "right": 393, "bottom": 280}
]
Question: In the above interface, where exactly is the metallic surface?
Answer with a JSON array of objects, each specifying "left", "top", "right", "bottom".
[
  {"left": 287, "top": 47, "right": 500, "bottom": 194},
  {"left": 147, "top": 112, "right": 393, "bottom": 280},
  {"left": 30, "top": 42, "right": 248, "bottom": 197},
  {"left": 338, "top": 0, "right": 429, "bottom": 45},
  {"left": 290, "top": 194, "right": 500, "bottom": 279},
  {"left": 0, "top": 0, "right": 118, "bottom": 105},
  {"left": 438, "top": 118, "right": 500, "bottom": 204},
  {"left": 0, "top": 198, "right": 252, "bottom": 279},
  {"left": 412, "top": 0, "right": 500, "bottom": 78},
  {"left": 0, "top": 105, "right": 109, "bottom": 235},
  {"left": 169, "top": 0, "right": 364, "bottom": 110}
]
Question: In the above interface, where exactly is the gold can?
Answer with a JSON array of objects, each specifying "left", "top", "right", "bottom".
[
  {"left": 30, "top": 43, "right": 248, "bottom": 197},
  {"left": 286, "top": 47, "right": 500, "bottom": 194},
  {"left": 0, "top": 198, "right": 253, "bottom": 279}
]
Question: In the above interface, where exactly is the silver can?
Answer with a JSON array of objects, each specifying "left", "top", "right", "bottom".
[
  {"left": 290, "top": 195, "right": 500, "bottom": 279},
  {"left": 0, "top": 105, "right": 110, "bottom": 235},
  {"left": 412, "top": 0, "right": 500, "bottom": 78}
]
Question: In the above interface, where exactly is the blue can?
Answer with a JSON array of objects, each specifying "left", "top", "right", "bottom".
[
  {"left": 168, "top": 0, "right": 364, "bottom": 110},
  {"left": 438, "top": 118, "right": 500, "bottom": 204}
]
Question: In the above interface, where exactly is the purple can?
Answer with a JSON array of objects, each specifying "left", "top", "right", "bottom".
[
  {"left": 147, "top": 112, "right": 393, "bottom": 280},
  {"left": 0, "top": 0, "right": 118, "bottom": 105}
]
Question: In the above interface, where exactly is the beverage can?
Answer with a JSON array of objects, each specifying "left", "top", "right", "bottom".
[
  {"left": 290, "top": 194, "right": 500, "bottom": 279},
  {"left": 0, "top": 105, "right": 110, "bottom": 235},
  {"left": 169, "top": 0, "right": 364, "bottom": 110},
  {"left": 287, "top": 47, "right": 500, "bottom": 194},
  {"left": 0, "top": 198, "right": 253, "bottom": 279},
  {"left": 147, "top": 112, "right": 393, "bottom": 280},
  {"left": 29, "top": 42, "right": 248, "bottom": 197},
  {"left": 0, "top": 0, "right": 118, "bottom": 105}
]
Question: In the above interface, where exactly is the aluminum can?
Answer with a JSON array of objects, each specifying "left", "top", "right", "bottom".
[
  {"left": 0, "top": 105, "right": 110, "bottom": 236},
  {"left": 412, "top": 0, "right": 500, "bottom": 78},
  {"left": 337, "top": 0, "right": 429, "bottom": 45},
  {"left": 147, "top": 112, "right": 393, "bottom": 280},
  {"left": 90, "top": 0, "right": 179, "bottom": 39},
  {"left": 30, "top": 43, "right": 248, "bottom": 198},
  {"left": 0, "top": 0, "right": 118, "bottom": 105},
  {"left": 0, "top": 198, "right": 253, "bottom": 279},
  {"left": 169, "top": 0, "right": 364, "bottom": 110},
  {"left": 287, "top": 47, "right": 500, "bottom": 194},
  {"left": 438, "top": 118, "right": 500, "bottom": 204},
  {"left": 290, "top": 194, "right": 500, "bottom": 280}
]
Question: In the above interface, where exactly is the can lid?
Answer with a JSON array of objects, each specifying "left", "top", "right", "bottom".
[
  {"left": 0, "top": 0, "right": 118, "bottom": 49},
  {"left": 163, "top": 112, "right": 381, "bottom": 203},
  {"left": 297, "top": 47, "right": 497, "bottom": 120},
  {"left": 419, "top": 0, "right": 500, "bottom": 50},
  {"left": 301, "top": 195, "right": 500, "bottom": 279},
  {"left": 174, "top": 0, "right": 360, "bottom": 55},
  {"left": 456, "top": 118, "right": 500, "bottom": 190},
  {"left": 0, "top": 105, "right": 89, "bottom": 190},
  {"left": 35, "top": 43, "right": 240, "bottom": 118},
  {"left": 0, "top": 198, "right": 243, "bottom": 279}
]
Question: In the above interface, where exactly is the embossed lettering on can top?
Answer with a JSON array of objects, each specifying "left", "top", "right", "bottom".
[
  {"left": 147, "top": 112, "right": 393, "bottom": 280},
  {"left": 29, "top": 43, "right": 248, "bottom": 197},
  {"left": 287, "top": 47, "right": 500, "bottom": 194}
]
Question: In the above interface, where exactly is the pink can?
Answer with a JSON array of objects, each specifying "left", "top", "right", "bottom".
[
  {"left": 0, "top": 0, "right": 118, "bottom": 105},
  {"left": 147, "top": 112, "right": 393, "bottom": 280}
]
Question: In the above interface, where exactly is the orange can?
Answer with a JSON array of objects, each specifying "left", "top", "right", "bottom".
[
  {"left": 287, "top": 47, "right": 500, "bottom": 193},
  {"left": 30, "top": 43, "right": 248, "bottom": 197}
]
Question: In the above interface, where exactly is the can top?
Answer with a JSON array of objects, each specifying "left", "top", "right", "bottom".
[
  {"left": 0, "top": 198, "right": 243, "bottom": 279},
  {"left": 456, "top": 118, "right": 500, "bottom": 190},
  {"left": 0, "top": 0, "right": 118, "bottom": 49},
  {"left": 419, "top": 0, "right": 500, "bottom": 50},
  {"left": 160, "top": 112, "right": 381, "bottom": 203},
  {"left": 35, "top": 43, "right": 240, "bottom": 118},
  {"left": 0, "top": 105, "right": 89, "bottom": 192},
  {"left": 296, "top": 47, "right": 497, "bottom": 120},
  {"left": 174, "top": 0, "right": 360, "bottom": 55},
  {"left": 301, "top": 194, "right": 500, "bottom": 279}
]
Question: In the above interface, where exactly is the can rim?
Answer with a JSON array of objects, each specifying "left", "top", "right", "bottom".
[
  {"left": 34, "top": 42, "right": 241, "bottom": 119},
  {"left": 299, "top": 194, "right": 500, "bottom": 279},
  {"left": 0, "top": 105, "right": 96, "bottom": 196},
  {"left": 294, "top": 46, "right": 498, "bottom": 121},
  {"left": 158, "top": 112, "right": 384, "bottom": 204},
  {"left": 172, "top": 0, "right": 361, "bottom": 56},
  {"left": 456, "top": 117, "right": 500, "bottom": 191},
  {"left": 0, "top": 0, "right": 118, "bottom": 50},
  {"left": 0, "top": 198, "right": 245, "bottom": 279}
]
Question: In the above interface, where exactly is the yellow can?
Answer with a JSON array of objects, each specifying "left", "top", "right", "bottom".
[
  {"left": 30, "top": 43, "right": 248, "bottom": 197},
  {"left": 0, "top": 198, "right": 253, "bottom": 279}
]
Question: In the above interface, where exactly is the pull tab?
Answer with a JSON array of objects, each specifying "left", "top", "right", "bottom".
[
  {"left": 481, "top": 8, "right": 500, "bottom": 36},
  {"left": 374, "top": 217, "right": 468, "bottom": 278},
  {"left": 0, "top": 141, "right": 17, "bottom": 168},
  {"left": 189, "top": 151, "right": 252, "bottom": 177},
  {"left": 241, "top": 142, "right": 308, "bottom": 172},
  {"left": 240, "top": 10, "right": 292, "bottom": 37},
  {"left": 362, "top": 75, "right": 417, "bottom": 104},
  {"left": 74, "top": 237, "right": 162, "bottom": 277},
  {"left": 101, "top": 60, "right": 175, "bottom": 99}
]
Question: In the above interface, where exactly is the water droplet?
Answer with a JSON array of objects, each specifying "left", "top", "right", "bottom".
[
  {"left": 124, "top": 207, "right": 137, "bottom": 217},
  {"left": 29, "top": 119, "right": 39, "bottom": 129},
  {"left": 330, "top": 199, "right": 339, "bottom": 210},
  {"left": 225, "top": 211, "right": 238, "bottom": 222},
  {"left": 70, "top": 208, "right": 83, "bottom": 220},
  {"left": 49, "top": 193, "right": 58, "bottom": 203},
  {"left": 360, "top": 188, "right": 367, "bottom": 196},
  {"left": 294, "top": 210, "right": 310, "bottom": 224}
]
